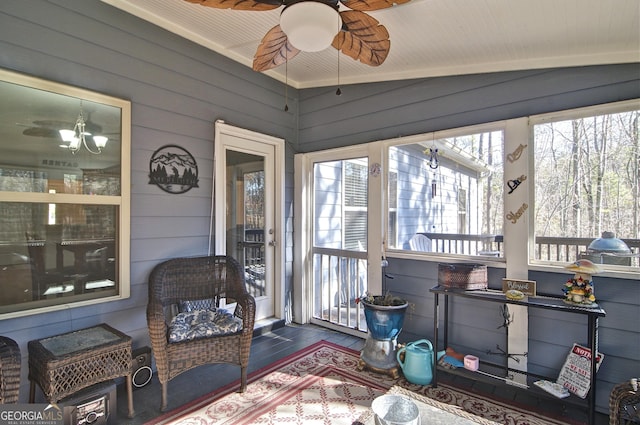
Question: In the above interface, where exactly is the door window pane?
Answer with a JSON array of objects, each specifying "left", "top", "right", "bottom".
[
  {"left": 314, "top": 159, "right": 368, "bottom": 250},
  {"left": 244, "top": 170, "right": 265, "bottom": 297},
  {"left": 225, "top": 151, "right": 267, "bottom": 298}
]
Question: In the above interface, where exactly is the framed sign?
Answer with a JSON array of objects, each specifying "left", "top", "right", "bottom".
[{"left": 502, "top": 278, "right": 536, "bottom": 296}]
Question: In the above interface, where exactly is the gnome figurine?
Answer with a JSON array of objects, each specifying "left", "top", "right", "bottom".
[{"left": 563, "top": 259, "right": 601, "bottom": 305}]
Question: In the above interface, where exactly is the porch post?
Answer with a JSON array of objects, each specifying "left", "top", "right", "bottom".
[{"left": 503, "top": 118, "right": 531, "bottom": 384}]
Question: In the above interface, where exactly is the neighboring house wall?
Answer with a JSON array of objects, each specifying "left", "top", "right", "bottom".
[
  {"left": 298, "top": 65, "right": 640, "bottom": 414},
  {"left": 0, "top": 0, "right": 297, "bottom": 401},
  {"left": 390, "top": 144, "right": 480, "bottom": 249}
]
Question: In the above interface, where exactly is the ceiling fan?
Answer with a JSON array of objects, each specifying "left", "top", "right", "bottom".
[
  {"left": 20, "top": 117, "right": 103, "bottom": 139},
  {"left": 20, "top": 120, "right": 76, "bottom": 138},
  {"left": 184, "top": 0, "right": 411, "bottom": 72}
]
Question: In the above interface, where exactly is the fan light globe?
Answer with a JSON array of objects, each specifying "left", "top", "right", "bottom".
[{"left": 280, "top": 2, "right": 342, "bottom": 52}]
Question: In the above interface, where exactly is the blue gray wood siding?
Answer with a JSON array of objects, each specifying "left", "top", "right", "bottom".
[{"left": 0, "top": 0, "right": 297, "bottom": 401}]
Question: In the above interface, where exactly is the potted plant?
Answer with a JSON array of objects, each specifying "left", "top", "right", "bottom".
[
  {"left": 358, "top": 293, "right": 408, "bottom": 340},
  {"left": 356, "top": 292, "right": 408, "bottom": 377}
]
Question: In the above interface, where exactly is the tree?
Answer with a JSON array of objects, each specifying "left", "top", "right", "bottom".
[{"left": 535, "top": 109, "right": 639, "bottom": 243}]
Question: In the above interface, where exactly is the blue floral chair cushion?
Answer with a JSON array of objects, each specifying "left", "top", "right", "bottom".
[
  {"left": 178, "top": 298, "right": 216, "bottom": 312},
  {"left": 168, "top": 309, "right": 243, "bottom": 343}
]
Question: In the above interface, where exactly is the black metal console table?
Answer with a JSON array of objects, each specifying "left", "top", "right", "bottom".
[{"left": 430, "top": 285, "right": 606, "bottom": 425}]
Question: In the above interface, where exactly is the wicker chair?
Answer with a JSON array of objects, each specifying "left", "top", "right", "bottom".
[
  {"left": 147, "top": 255, "right": 256, "bottom": 411},
  {"left": 609, "top": 380, "right": 640, "bottom": 425},
  {"left": 0, "top": 336, "right": 21, "bottom": 404}
]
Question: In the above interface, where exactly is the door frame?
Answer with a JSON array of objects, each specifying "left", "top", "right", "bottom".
[
  {"left": 293, "top": 143, "right": 384, "bottom": 326},
  {"left": 212, "top": 120, "right": 286, "bottom": 321}
]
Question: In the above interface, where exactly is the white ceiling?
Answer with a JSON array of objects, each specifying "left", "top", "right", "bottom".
[{"left": 101, "top": 0, "right": 640, "bottom": 89}]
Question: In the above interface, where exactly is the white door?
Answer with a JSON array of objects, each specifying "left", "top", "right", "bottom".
[
  {"left": 309, "top": 157, "right": 370, "bottom": 333},
  {"left": 213, "top": 122, "right": 283, "bottom": 321},
  {"left": 294, "top": 142, "right": 385, "bottom": 335}
]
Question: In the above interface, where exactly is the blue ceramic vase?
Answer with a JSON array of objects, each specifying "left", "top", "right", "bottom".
[{"left": 362, "top": 298, "right": 408, "bottom": 340}]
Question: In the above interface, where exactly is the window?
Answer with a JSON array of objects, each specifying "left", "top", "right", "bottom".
[
  {"left": 532, "top": 102, "right": 639, "bottom": 268},
  {"left": 388, "top": 129, "right": 504, "bottom": 257},
  {"left": 0, "top": 69, "right": 131, "bottom": 317}
]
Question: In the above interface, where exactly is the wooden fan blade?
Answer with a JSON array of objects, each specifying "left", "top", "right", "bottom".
[
  {"left": 339, "top": 0, "right": 410, "bottom": 11},
  {"left": 23, "top": 127, "right": 59, "bottom": 138},
  {"left": 253, "top": 25, "right": 301, "bottom": 72},
  {"left": 183, "top": 0, "right": 280, "bottom": 11},
  {"left": 332, "top": 11, "right": 390, "bottom": 66}
]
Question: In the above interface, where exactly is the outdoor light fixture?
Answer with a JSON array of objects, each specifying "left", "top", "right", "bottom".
[
  {"left": 279, "top": 2, "right": 342, "bottom": 52},
  {"left": 59, "top": 107, "right": 108, "bottom": 154}
]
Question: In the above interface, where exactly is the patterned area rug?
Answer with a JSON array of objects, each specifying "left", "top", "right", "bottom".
[{"left": 145, "top": 341, "right": 580, "bottom": 425}]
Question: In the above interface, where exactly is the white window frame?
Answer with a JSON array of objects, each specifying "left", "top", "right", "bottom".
[
  {"left": 0, "top": 69, "right": 131, "bottom": 319},
  {"left": 382, "top": 122, "right": 507, "bottom": 263},
  {"left": 528, "top": 98, "right": 640, "bottom": 278}
]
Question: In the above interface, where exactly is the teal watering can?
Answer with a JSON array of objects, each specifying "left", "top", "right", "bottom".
[{"left": 396, "top": 339, "right": 434, "bottom": 386}]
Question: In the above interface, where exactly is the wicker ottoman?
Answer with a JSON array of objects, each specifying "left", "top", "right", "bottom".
[
  {"left": 28, "top": 324, "right": 134, "bottom": 418},
  {"left": 610, "top": 381, "right": 640, "bottom": 425},
  {"left": 0, "top": 336, "right": 21, "bottom": 404}
]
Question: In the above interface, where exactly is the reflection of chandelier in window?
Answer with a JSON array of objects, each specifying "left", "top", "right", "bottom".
[{"left": 59, "top": 104, "right": 108, "bottom": 154}]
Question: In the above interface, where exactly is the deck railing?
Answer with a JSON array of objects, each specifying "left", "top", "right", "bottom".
[
  {"left": 422, "top": 232, "right": 503, "bottom": 256},
  {"left": 310, "top": 235, "right": 638, "bottom": 331},
  {"left": 421, "top": 232, "right": 640, "bottom": 267},
  {"left": 311, "top": 247, "right": 368, "bottom": 332}
]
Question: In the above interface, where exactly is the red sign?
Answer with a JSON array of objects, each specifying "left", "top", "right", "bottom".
[{"left": 556, "top": 343, "right": 604, "bottom": 399}]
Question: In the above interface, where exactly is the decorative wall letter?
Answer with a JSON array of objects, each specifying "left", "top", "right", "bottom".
[
  {"left": 507, "top": 174, "right": 527, "bottom": 194},
  {"left": 506, "top": 203, "right": 528, "bottom": 224},
  {"left": 507, "top": 144, "right": 527, "bottom": 163}
]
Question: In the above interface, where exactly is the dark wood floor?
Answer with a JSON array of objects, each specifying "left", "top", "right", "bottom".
[{"left": 115, "top": 323, "right": 610, "bottom": 424}]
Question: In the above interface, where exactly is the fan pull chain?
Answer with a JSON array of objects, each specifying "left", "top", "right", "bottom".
[
  {"left": 336, "top": 47, "right": 342, "bottom": 96},
  {"left": 284, "top": 56, "right": 289, "bottom": 112}
]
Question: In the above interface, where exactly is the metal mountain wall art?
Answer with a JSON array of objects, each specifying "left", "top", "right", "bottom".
[
  {"left": 184, "top": 0, "right": 411, "bottom": 72},
  {"left": 149, "top": 145, "right": 199, "bottom": 194}
]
